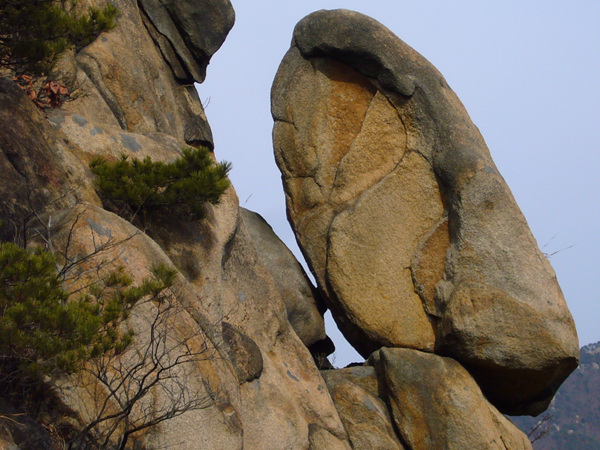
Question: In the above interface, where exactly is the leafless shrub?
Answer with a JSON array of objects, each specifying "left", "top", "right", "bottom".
[
  {"left": 67, "top": 290, "right": 219, "bottom": 449},
  {"left": 528, "top": 413, "right": 554, "bottom": 444},
  {"left": 4, "top": 193, "right": 222, "bottom": 449}
]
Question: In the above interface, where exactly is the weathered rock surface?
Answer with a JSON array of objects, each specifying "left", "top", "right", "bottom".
[
  {"left": 138, "top": 0, "right": 235, "bottom": 83},
  {"left": 370, "top": 348, "right": 532, "bottom": 449},
  {"left": 0, "top": 2, "right": 351, "bottom": 448},
  {"left": 44, "top": 203, "right": 348, "bottom": 449},
  {"left": 54, "top": 0, "right": 222, "bottom": 148},
  {"left": 322, "top": 348, "right": 532, "bottom": 449},
  {"left": 322, "top": 366, "right": 405, "bottom": 449},
  {"left": 0, "top": 0, "right": 582, "bottom": 447},
  {"left": 272, "top": 9, "right": 578, "bottom": 415},
  {"left": 0, "top": 398, "right": 53, "bottom": 449},
  {"left": 241, "top": 207, "right": 326, "bottom": 348},
  {"left": 0, "top": 78, "right": 97, "bottom": 244}
]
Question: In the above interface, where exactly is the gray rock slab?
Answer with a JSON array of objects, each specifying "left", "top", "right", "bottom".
[
  {"left": 322, "top": 366, "right": 406, "bottom": 449},
  {"left": 240, "top": 207, "right": 326, "bottom": 348}
]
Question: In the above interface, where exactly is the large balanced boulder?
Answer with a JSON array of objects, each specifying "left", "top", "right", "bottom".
[{"left": 272, "top": 9, "right": 578, "bottom": 415}]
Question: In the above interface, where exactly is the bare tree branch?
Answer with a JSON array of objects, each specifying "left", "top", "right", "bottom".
[
  {"left": 4, "top": 187, "right": 223, "bottom": 448},
  {"left": 67, "top": 293, "right": 219, "bottom": 449},
  {"left": 528, "top": 413, "right": 554, "bottom": 444}
]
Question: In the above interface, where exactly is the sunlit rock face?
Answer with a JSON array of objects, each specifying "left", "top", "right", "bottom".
[
  {"left": 0, "top": 1, "right": 582, "bottom": 447},
  {"left": 51, "top": 0, "right": 233, "bottom": 149},
  {"left": 272, "top": 8, "right": 579, "bottom": 415},
  {"left": 241, "top": 207, "right": 327, "bottom": 348},
  {"left": 321, "top": 366, "right": 406, "bottom": 449}
]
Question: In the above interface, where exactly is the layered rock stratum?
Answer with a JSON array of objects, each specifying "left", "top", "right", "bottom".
[{"left": 0, "top": 3, "right": 579, "bottom": 449}]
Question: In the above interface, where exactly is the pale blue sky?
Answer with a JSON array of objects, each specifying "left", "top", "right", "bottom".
[{"left": 199, "top": 1, "right": 600, "bottom": 366}]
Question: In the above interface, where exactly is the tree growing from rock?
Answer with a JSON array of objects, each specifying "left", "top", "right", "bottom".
[
  {"left": 0, "top": 199, "right": 219, "bottom": 448},
  {"left": 90, "top": 146, "right": 232, "bottom": 225},
  {"left": 67, "top": 283, "right": 218, "bottom": 449},
  {"left": 0, "top": 0, "right": 118, "bottom": 77},
  {"left": 0, "top": 241, "right": 145, "bottom": 386}
]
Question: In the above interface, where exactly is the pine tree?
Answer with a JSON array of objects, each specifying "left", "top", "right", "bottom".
[
  {"left": 90, "top": 146, "right": 232, "bottom": 224},
  {"left": 0, "top": 0, "right": 118, "bottom": 76},
  {"left": 0, "top": 241, "right": 176, "bottom": 384}
]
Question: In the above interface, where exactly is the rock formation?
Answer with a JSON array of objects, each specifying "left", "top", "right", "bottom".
[
  {"left": 321, "top": 366, "right": 404, "bottom": 449},
  {"left": 1, "top": 2, "right": 345, "bottom": 448},
  {"left": 241, "top": 208, "right": 327, "bottom": 349},
  {"left": 369, "top": 348, "right": 531, "bottom": 449},
  {"left": 0, "top": 3, "right": 579, "bottom": 450},
  {"left": 272, "top": 9, "right": 579, "bottom": 417}
]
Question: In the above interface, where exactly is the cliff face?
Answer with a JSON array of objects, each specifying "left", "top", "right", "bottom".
[
  {"left": 0, "top": 3, "right": 579, "bottom": 450},
  {"left": 1, "top": 1, "right": 342, "bottom": 448}
]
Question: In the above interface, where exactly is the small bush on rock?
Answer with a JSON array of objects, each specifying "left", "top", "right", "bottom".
[
  {"left": 0, "top": 0, "right": 119, "bottom": 76},
  {"left": 90, "top": 146, "right": 231, "bottom": 224}
]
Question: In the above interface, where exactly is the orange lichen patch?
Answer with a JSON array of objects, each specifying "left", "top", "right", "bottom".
[
  {"left": 311, "top": 58, "right": 377, "bottom": 174},
  {"left": 412, "top": 217, "right": 450, "bottom": 317}
]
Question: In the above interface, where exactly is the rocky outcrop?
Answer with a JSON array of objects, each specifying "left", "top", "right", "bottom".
[
  {"left": 241, "top": 207, "right": 327, "bottom": 348},
  {"left": 53, "top": 0, "right": 222, "bottom": 149},
  {"left": 321, "top": 350, "right": 532, "bottom": 449},
  {"left": 272, "top": 9, "right": 579, "bottom": 415},
  {"left": 370, "top": 348, "right": 531, "bottom": 449},
  {"left": 0, "top": 1, "right": 581, "bottom": 448},
  {"left": 0, "top": 2, "right": 350, "bottom": 448},
  {"left": 321, "top": 366, "right": 405, "bottom": 449},
  {"left": 44, "top": 203, "right": 347, "bottom": 449},
  {"left": 0, "top": 78, "right": 97, "bottom": 245},
  {"left": 138, "top": 0, "right": 234, "bottom": 83}
]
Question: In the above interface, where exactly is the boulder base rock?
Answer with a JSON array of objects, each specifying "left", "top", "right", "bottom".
[
  {"left": 271, "top": 9, "right": 578, "bottom": 415},
  {"left": 322, "top": 366, "right": 405, "bottom": 449},
  {"left": 370, "top": 348, "right": 532, "bottom": 450}
]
